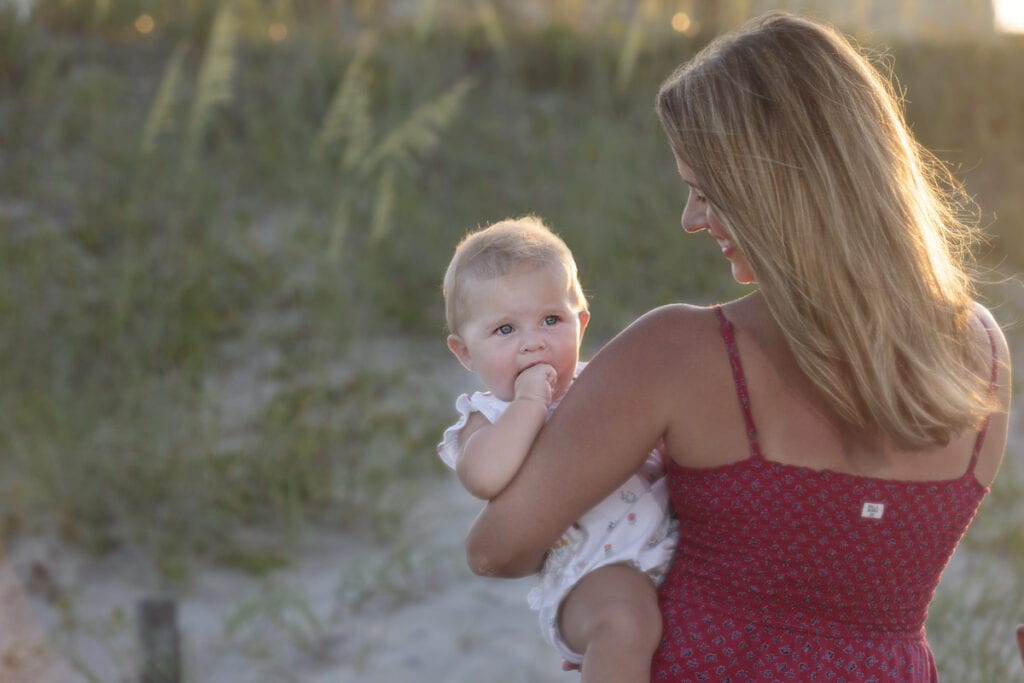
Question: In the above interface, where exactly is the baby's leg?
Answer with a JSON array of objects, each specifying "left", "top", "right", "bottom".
[{"left": 557, "top": 563, "right": 661, "bottom": 683}]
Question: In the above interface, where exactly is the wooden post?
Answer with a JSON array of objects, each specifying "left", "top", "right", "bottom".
[{"left": 137, "top": 597, "right": 181, "bottom": 683}]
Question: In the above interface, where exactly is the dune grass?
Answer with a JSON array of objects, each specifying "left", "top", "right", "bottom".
[{"left": 1, "top": 8, "right": 1021, "bottom": 677}]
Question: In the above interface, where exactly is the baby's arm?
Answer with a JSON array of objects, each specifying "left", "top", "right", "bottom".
[{"left": 455, "top": 364, "right": 557, "bottom": 500}]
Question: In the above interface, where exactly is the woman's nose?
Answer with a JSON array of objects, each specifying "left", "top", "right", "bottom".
[{"left": 681, "top": 197, "right": 707, "bottom": 234}]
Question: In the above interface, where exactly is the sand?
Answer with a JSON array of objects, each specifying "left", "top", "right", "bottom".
[
  {"left": 4, "top": 284, "right": 1022, "bottom": 683},
  {"left": 2, "top": 474, "right": 567, "bottom": 683}
]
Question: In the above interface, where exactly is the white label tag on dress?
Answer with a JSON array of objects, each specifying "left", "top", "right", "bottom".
[{"left": 861, "top": 502, "right": 885, "bottom": 519}]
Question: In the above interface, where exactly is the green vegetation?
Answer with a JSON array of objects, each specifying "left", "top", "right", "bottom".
[
  {"left": 1, "top": 2, "right": 1021, "bottom": 678},
  {"left": 0, "top": 0, "right": 735, "bottom": 571}
]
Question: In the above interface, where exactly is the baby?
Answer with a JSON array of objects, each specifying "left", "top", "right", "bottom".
[{"left": 437, "top": 216, "right": 676, "bottom": 681}]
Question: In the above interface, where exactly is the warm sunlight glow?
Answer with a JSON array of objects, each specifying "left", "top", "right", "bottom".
[
  {"left": 268, "top": 22, "right": 288, "bottom": 42},
  {"left": 671, "top": 12, "right": 700, "bottom": 37},
  {"left": 134, "top": 14, "right": 155, "bottom": 35},
  {"left": 995, "top": 0, "right": 1024, "bottom": 32}
]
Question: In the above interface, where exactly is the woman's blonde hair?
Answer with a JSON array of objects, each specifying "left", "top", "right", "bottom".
[
  {"left": 657, "top": 12, "right": 992, "bottom": 448},
  {"left": 443, "top": 216, "right": 588, "bottom": 336}
]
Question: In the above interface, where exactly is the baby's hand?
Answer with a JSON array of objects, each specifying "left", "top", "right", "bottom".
[{"left": 514, "top": 363, "right": 557, "bottom": 406}]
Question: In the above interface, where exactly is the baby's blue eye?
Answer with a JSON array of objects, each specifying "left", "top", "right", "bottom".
[
  {"left": 543, "top": 315, "right": 560, "bottom": 326},
  {"left": 496, "top": 324, "right": 514, "bottom": 335}
]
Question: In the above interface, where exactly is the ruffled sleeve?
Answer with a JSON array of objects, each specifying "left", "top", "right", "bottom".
[{"left": 436, "top": 392, "right": 510, "bottom": 469}]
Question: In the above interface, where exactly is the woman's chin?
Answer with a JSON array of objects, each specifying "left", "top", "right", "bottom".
[{"left": 731, "top": 263, "right": 756, "bottom": 285}]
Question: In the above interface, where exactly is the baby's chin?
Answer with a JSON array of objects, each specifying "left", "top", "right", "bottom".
[{"left": 550, "top": 386, "right": 572, "bottom": 405}]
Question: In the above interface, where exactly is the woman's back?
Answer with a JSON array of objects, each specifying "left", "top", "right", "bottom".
[
  {"left": 649, "top": 296, "right": 1008, "bottom": 681},
  {"left": 659, "top": 294, "right": 1008, "bottom": 488}
]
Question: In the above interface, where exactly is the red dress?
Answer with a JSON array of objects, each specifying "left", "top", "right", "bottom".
[{"left": 652, "top": 306, "right": 996, "bottom": 682}]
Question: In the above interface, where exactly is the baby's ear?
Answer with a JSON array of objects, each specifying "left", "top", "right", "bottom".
[
  {"left": 578, "top": 310, "right": 591, "bottom": 336},
  {"left": 447, "top": 334, "right": 473, "bottom": 371}
]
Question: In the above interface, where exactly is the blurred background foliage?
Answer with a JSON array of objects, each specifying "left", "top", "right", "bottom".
[
  {"left": 2, "top": 1, "right": 1023, "bottom": 678},
  {"left": 0, "top": 0, "right": 1021, "bottom": 584}
]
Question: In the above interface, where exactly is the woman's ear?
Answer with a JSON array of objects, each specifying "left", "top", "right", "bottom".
[{"left": 447, "top": 334, "right": 473, "bottom": 371}]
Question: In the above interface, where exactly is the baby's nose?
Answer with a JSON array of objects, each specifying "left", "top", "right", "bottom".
[{"left": 520, "top": 333, "right": 546, "bottom": 352}]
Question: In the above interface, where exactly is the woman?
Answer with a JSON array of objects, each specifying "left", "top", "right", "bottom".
[{"left": 465, "top": 12, "right": 1011, "bottom": 682}]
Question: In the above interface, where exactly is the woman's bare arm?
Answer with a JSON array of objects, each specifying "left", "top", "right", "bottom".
[{"left": 465, "top": 305, "right": 711, "bottom": 577}]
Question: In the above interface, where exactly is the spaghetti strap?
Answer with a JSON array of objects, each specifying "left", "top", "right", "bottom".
[
  {"left": 714, "top": 305, "right": 763, "bottom": 459},
  {"left": 967, "top": 314, "right": 1000, "bottom": 475}
]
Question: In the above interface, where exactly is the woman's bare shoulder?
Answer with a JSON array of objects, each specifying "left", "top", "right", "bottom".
[
  {"left": 570, "top": 303, "right": 720, "bottom": 392},
  {"left": 971, "top": 300, "right": 1012, "bottom": 394},
  {"left": 972, "top": 301, "right": 1010, "bottom": 362},
  {"left": 970, "top": 301, "right": 1012, "bottom": 485},
  {"left": 578, "top": 303, "right": 730, "bottom": 403},
  {"left": 973, "top": 300, "right": 1009, "bottom": 341},
  {"left": 618, "top": 303, "right": 722, "bottom": 353}
]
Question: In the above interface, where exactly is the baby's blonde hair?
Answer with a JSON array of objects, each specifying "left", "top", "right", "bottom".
[
  {"left": 443, "top": 216, "right": 588, "bottom": 336},
  {"left": 657, "top": 12, "right": 992, "bottom": 448}
]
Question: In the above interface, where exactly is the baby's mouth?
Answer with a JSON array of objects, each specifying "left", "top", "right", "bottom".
[{"left": 518, "top": 361, "right": 546, "bottom": 374}]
